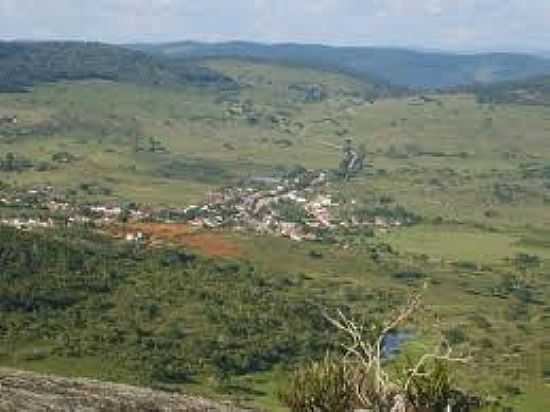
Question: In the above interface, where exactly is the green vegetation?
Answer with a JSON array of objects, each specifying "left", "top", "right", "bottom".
[
  {"left": 0, "top": 226, "right": 335, "bottom": 391},
  {"left": 470, "top": 75, "right": 550, "bottom": 106},
  {"left": 0, "top": 41, "right": 236, "bottom": 92},
  {"left": 279, "top": 295, "right": 485, "bottom": 412},
  {"left": 1, "top": 48, "right": 550, "bottom": 410},
  {"left": 279, "top": 355, "right": 356, "bottom": 412},
  {"left": 273, "top": 199, "right": 311, "bottom": 223}
]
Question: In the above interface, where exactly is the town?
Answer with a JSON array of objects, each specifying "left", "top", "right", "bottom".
[
  {"left": 0, "top": 168, "right": 418, "bottom": 244},
  {"left": 180, "top": 169, "right": 415, "bottom": 242}
]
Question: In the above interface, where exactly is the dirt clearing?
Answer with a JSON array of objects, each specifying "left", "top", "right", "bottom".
[{"left": 112, "top": 223, "right": 243, "bottom": 259}]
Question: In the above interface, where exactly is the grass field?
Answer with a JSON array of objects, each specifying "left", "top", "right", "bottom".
[{"left": 1, "top": 59, "right": 550, "bottom": 410}]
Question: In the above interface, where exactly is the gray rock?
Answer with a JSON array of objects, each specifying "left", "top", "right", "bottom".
[{"left": 0, "top": 368, "right": 249, "bottom": 412}]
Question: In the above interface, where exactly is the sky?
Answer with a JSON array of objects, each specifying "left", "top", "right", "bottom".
[{"left": 1, "top": 0, "right": 549, "bottom": 52}]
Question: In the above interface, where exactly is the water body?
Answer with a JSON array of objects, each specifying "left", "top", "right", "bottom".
[{"left": 383, "top": 331, "right": 412, "bottom": 359}]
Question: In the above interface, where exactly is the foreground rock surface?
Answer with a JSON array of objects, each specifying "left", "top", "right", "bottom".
[{"left": 0, "top": 368, "right": 247, "bottom": 412}]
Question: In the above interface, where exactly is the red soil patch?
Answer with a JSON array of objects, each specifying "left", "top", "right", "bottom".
[
  {"left": 116, "top": 223, "right": 242, "bottom": 258},
  {"left": 177, "top": 232, "right": 242, "bottom": 259}
]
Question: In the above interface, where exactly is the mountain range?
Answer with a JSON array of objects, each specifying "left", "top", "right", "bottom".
[{"left": 128, "top": 41, "right": 550, "bottom": 89}]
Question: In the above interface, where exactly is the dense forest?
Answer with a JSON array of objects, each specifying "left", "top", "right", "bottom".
[{"left": 0, "top": 42, "right": 237, "bottom": 92}]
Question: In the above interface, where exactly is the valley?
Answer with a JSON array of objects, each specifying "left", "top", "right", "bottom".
[{"left": 0, "top": 44, "right": 549, "bottom": 411}]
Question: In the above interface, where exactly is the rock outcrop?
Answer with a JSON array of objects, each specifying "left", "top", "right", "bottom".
[{"left": 0, "top": 368, "right": 247, "bottom": 412}]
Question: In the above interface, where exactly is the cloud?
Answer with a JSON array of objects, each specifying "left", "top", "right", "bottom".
[{"left": 0, "top": 0, "right": 549, "bottom": 51}]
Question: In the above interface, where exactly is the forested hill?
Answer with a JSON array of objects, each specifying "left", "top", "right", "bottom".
[
  {"left": 128, "top": 41, "right": 550, "bottom": 89},
  {"left": 0, "top": 41, "right": 237, "bottom": 92},
  {"left": 469, "top": 74, "right": 550, "bottom": 106}
]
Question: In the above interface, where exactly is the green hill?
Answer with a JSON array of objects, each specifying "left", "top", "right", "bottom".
[
  {"left": 0, "top": 41, "right": 237, "bottom": 92},
  {"left": 0, "top": 58, "right": 396, "bottom": 205},
  {"left": 127, "top": 41, "right": 550, "bottom": 89}
]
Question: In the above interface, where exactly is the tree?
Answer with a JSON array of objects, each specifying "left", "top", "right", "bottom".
[
  {"left": 3, "top": 152, "right": 15, "bottom": 172},
  {"left": 338, "top": 140, "right": 366, "bottom": 181}
]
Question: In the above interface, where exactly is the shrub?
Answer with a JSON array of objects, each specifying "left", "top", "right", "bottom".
[
  {"left": 513, "top": 253, "right": 541, "bottom": 271},
  {"left": 279, "top": 355, "right": 356, "bottom": 412},
  {"left": 468, "top": 314, "right": 492, "bottom": 330},
  {"left": 274, "top": 138, "right": 293, "bottom": 148},
  {"left": 402, "top": 358, "right": 453, "bottom": 411},
  {"left": 368, "top": 205, "right": 422, "bottom": 225},
  {"left": 392, "top": 270, "right": 426, "bottom": 281},
  {"left": 150, "top": 354, "right": 194, "bottom": 384},
  {"left": 274, "top": 199, "right": 310, "bottom": 223},
  {"left": 478, "top": 337, "right": 494, "bottom": 349},
  {"left": 309, "top": 250, "right": 324, "bottom": 259},
  {"left": 445, "top": 327, "right": 467, "bottom": 345}
]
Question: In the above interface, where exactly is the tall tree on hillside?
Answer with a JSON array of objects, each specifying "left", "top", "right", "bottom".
[{"left": 3, "top": 152, "right": 15, "bottom": 172}]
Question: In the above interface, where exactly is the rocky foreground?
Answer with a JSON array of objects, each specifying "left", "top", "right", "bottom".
[{"left": 0, "top": 368, "right": 248, "bottom": 412}]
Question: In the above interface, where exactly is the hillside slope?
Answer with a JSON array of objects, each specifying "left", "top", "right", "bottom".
[
  {"left": 128, "top": 41, "right": 550, "bottom": 89},
  {"left": 0, "top": 41, "right": 236, "bottom": 92},
  {"left": 0, "top": 57, "right": 395, "bottom": 206},
  {"left": 0, "top": 368, "right": 246, "bottom": 411},
  {"left": 1, "top": 48, "right": 550, "bottom": 411}
]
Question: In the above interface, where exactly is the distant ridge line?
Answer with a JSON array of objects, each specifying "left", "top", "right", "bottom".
[{"left": 126, "top": 41, "right": 550, "bottom": 89}]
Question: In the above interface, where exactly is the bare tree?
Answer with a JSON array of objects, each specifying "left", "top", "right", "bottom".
[{"left": 324, "top": 294, "right": 471, "bottom": 412}]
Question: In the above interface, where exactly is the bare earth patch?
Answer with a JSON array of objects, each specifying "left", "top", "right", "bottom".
[{"left": 114, "top": 223, "right": 243, "bottom": 259}]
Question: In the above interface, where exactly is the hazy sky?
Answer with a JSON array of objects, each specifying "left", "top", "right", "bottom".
[{"left": 1, "top": 0, "right": 549, "bottom": 52}]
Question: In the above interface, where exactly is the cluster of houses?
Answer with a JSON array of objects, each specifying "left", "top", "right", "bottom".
[
  {"left": 0, "top": 217, "right": 54, "bottom": 230},
  {"left": 1, "top": 186, "right": 67, "bottom": 211},
  {"left": 178, "top": 170, "right": 407, "bottom": 242},
  {"left": 0, "top": 186, "right": 66, "bottom": 230},
  {"left": 0, "top": 186, "right": 143, "bottom": 230},
  {"left": 0, "top": 170, "right": 413, "bottom": 242},
  {"left": 180, "top": 171, "right": 332, "bottom": 241},
  {"left": 0, "top": 114, "right": 17, "bottom": 126}
]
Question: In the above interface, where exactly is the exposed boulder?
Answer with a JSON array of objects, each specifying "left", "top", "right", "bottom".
[{"left": 0, "top": 368, "right": 248, "bottom": 412}]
